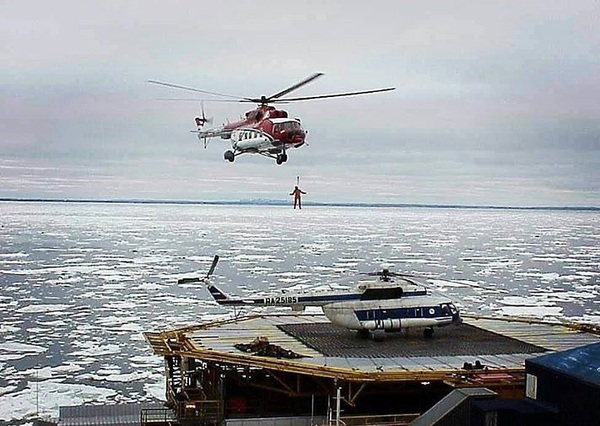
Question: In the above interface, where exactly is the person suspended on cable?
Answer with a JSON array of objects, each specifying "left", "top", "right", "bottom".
[{"left": 290, "top": 186, "right": 306, "bottom": 209}]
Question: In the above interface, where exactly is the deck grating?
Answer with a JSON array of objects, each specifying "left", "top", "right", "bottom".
[{"left": 279, "top": 322, "right": 547, "bottom": 358}]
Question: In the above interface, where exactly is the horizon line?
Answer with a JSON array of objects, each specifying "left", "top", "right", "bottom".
[{"left": 1, "top": 197, "right": 599, "bottom": 211}]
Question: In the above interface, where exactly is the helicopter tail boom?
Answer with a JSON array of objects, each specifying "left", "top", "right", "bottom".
[
  {"left": 207, "top": 284, "right": 255, "bottom": 306},
  {"left": 208, "top": 285, "right": 228, "bottom": 302}
]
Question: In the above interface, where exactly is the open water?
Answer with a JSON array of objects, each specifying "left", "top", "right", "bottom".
[{"left": 0, "top": 201, "right": 599, "bottom": 423}]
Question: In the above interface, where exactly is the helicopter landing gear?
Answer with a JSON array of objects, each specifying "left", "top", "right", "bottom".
[
  {"left": 276, "top": 153, "right": 288, "bottom": 165},
  {"left": 423, "top": 327, "right": 434, "bottom": 339},
  {"left": 224, "top": 150, "right": 235, "bottom": 162},
  {"left": 372, "top": 330, "right": 386, "bottom": 342},
  {"left": 356, "top": 329, "right": 370, "bottom": 339}
]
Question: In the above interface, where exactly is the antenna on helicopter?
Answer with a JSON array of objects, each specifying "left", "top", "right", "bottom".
[{"left": 178, "top": 255, "right": 219, "bottom": 284}]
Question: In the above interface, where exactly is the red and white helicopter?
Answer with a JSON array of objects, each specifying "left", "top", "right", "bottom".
[{"left": 148, "top": 73, "right": 395, "bottom": 164}]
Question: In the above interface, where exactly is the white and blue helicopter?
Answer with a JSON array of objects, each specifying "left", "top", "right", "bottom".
[{"left": 179, "top": 255, "right": 462, "bottom": 339}]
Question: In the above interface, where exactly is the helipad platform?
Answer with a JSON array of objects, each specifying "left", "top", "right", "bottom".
[
  {"left": 145, "top": 313, "right": 600, "bottom": 380},
  {"left": 143, "top": 313, "right": 600, "bottom": 422}
]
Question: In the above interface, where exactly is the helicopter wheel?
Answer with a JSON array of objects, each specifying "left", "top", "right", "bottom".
[
  {"left": 356, "top": 329, "right": 370, "bottom": 339},
  {"left": 224, "top": 150, "right": 235, "bottom": 162},
  {"left": 372, "top": 330, "right": 386, "bottom": 342},
  {"left": 423, "top": 327, "right": 434, "bottom": 339},
  {"left": 276, "top": 153, "right": 287, "bottom": 165}
]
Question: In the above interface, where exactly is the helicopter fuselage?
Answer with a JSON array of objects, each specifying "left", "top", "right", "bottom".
[
  {"left": 227, "top": 116, "right": 305, "bottom": 153},
  {"left": 206, "top": 277, "right": 461, "bottom": 337},
  {"left": 212, "top": 107, "right": 305, "bottom": 163},
  {"left": 322, "top": 295, "right": 461, "bottom": 332}
]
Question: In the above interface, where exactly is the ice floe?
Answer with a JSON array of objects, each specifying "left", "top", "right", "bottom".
[
  {"left": 0, "top": 342, "right": 47, "bottom": 362},
  {"left": 0, "top": 380, "right": 117, "bottom": 422},
  {"left": 16, "top": 304, "right": 73, "bottom": 314},
  {"left": 499, "top": 305, "right": 564, "bottom": 318}
]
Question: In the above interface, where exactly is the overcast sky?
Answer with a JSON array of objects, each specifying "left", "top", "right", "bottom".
[{"left": 2, "top": 1, "right": 599, "bottom": 207}]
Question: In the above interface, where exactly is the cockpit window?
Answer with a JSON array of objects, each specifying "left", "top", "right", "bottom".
[
  {"left": 441, "top": 303, "right": 458, "bottom": 315},
  {"left": 274, "top": 121, "right": 301, "bottom": 132}
]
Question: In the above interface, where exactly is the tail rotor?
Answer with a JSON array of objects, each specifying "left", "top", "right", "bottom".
[
  {"left": 194, "top": 101, "right": 213, "bottom": 128},
  {"left": 178, "top": 255, "right": 220, "bottom": 285},
  {"left": 206, "top": 254, "right": 219, "bottom": 279},
  {"left": 194, "top": 102, "right": 214, "bottom": 149}
]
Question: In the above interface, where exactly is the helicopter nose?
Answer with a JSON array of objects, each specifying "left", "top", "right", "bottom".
[{"left": 286, "top": 130, "right": 305, "bottom": 145}]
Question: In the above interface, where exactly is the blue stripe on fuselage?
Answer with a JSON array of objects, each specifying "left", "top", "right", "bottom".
[{"left": 209, "top": 286, "right": 430, "bottom": 306}]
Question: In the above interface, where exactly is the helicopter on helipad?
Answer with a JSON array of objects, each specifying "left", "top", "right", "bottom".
[
  {"left": 178, "top": 256, "right": 462, "bottom": 339},
  {"left": 148, "top": 73, "right": 395, "bottom": 165}
]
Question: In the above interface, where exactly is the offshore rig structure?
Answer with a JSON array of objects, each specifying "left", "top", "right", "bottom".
[{"left": 141, "top": 312, "right": 600, "bottom": 425}]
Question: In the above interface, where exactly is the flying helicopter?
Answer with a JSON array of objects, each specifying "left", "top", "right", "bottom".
[
  {"left": 148, "top": 73, "right": 395, "bottom": 165},
  {"left": 178, "top": 256, "right": 462, "bottom": 339}
]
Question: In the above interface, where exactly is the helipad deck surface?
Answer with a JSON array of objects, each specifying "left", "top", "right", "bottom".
[
  {"left": 145, "top": 313, "right": 600, "bottom": 380},
  {"left": 280, "top": 322, "right": 544, "bottom": 358}
]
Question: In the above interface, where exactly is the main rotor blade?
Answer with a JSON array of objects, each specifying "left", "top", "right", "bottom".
[
  {"left": 178, "top": 277, "right": 201, "bottom": 284},
  {"left": 206, "top": 255, "right": 220, "bottom": 278},
  {"left": 363, "top": 270, "right": 417, "bottom": 278},
  {"left": 271, "top": 87, "right": 396, "bottom": 103},
  {"left": 266, "top": 72, "right": 325, "bottom": 101},
  {"left": 147, "top": 80, "right": 246, "bottom": 101},
  {"left": 154, "top": 98, "right": 245, "bottom": 103}
]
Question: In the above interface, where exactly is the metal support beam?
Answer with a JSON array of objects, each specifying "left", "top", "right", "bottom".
[{"left": 347, "top": 382, "right": 368, "bottom": 407}]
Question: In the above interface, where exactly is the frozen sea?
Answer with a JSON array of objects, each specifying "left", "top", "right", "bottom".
[{"left": 1, "top": 201, "right": 599, "bottom": 424}]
